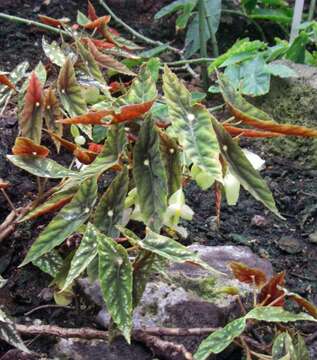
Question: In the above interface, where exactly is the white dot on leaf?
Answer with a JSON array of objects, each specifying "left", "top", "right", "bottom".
[
  {"left": 144, "top": 159, "right": 150, "bottom": 166},
  {"left": 107, "top": 210, "right": 114, "bottom": 217},
  {"left": 187, "top": 113, "right": 195, "bottom": 122}
]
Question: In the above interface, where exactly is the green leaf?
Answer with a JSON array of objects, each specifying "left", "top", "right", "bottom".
[
  {"left": 155, "top": 0, "right": 194, "bottom": 19},
  {"left": 58, "top": 57, "right": 87, "bottom": 117},
  {"left": 94, "top": 167, "right": 129, "bottom": 236},
  {"left": 208, "top": 39, "right": 266, "bottom": 73},
  {"left": 77, "top": 10, "right": 90, "bottom": 25},
  {"left": 92, "top": 125, "right": 108, "bottom": 143},
  {"left": 0, "top": 309, "right": 31, "bottom": 354},
  {"left": 194, "top": 318, "right": 246, "bottom": 359},
  {"left": 272, "top": 332, "right": 296, "bottom": 360},
  {"left": 163, "top": 66, "right": 222, "bottom": 189},
  {"left": 138, "top": 45, "right": 169, "bottom": 59},
  {"left": 210, "top": 118, "right": 281, "bottom": 218},
  {"left": 124, "top": 63, "right": 157, "bottom": 104},
  {"left": 176, "top": 2, "right": 196, "bottom": 30},
  {"left": 133, "top": 116, "right": 168, "bottom": 231},
  {"left": 239, "top": 55, "right": 271, "bottom": 96},
  {"left": 245, "top": 306, "right": 317, "bottom": 322},
  {"left": 285, "top": 32, "right": 310, "bottom": 64},
  {"left": 7, "top": 155, "right": 78, "bottom": 178},
  {"left": 266, "top": 63, "right": 297, "bottom": 78},
  {"left": 98, "top": 233, "right": 133, "bottom": 343},
  {"left": 61, "top": 223, "right": 99, "bottom": 291},
  {"left": 42, "top": 37, "right": 66, "bottom": 67},
  {"left": 294, "top": 333, "right": 310, "bottom": 360},
  {"left": 33, "top": 250, "right": 64, "bottom": 277},
  {"left": 159, "top": 131, "right": 182, "bottom": 196},
  {"left": 145, "top": 58, "right": 161, "bottom": 82},
  {"left": 250, "top": 8, "right": 292, "bottom": 25},
  {"left": 20, "top": 177, "right": 98, "bottom": 266}
]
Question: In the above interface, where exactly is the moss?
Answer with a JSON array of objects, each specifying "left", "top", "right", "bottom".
[{"left": 251, "top": 77, "right": 317, "bottom": 169}]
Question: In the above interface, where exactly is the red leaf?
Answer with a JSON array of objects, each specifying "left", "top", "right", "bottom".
[
  {"left": 12, "top": 137, "right": 49, "bottom": 158},
  {"left": 109, "top": 81, "right": 131, "bottom": 93},
  {"left": 83, "top": 16, "right": 111, "bottom": 30},
  {"left": 223, "top": 124, "right": 283, "bottom": 138},
  {"left": 48, "top": 132, "right": 98, "bottom": 165},
  {"left": 19, "top": 72, "right": 44, "bottom": 144},
  {"left": 38, "top": 15, "right": 68, "bottom": 28},
  {"left": 220, "top": 75, "right": 317, "bottom": 138},
  {"left": 230, "top": 261, "right": 267, "bottom": 288},
  {"left": 259, "top": 272, "right": 285, "bottom": 306},
  {"left": 88, "top": 143, "right": 104, "bottom": 153},
  {"left": 0, "top": 73, "right": 16, "bottom": 90},
  {"left": 82, "top": 38, "right": 115, "bottom": 49},
  {"left": 57, "top": 100, "right": 154, "bottom": 125},
  {"left": 87, "top": 0, "right": 98, "bottom": 21}
]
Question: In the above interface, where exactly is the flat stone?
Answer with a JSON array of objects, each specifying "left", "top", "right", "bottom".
[
  {"left": 278, "top": 236, "right": 303, "bottom": 254},
  {"left": 309, "top": 231, "right": 317, "bottom": 244},
  {"left": 78, "top": 245, "right": 273, "bottom": 356}
]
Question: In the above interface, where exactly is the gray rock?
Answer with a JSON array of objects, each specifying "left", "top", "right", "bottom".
[
  {"left": 309, "top": 231, "right": 317, "bottom": 244},
  {"left": 78, "top": 245, "right": 272, "bottom": 357},
  {"left": 278, "top": 236, "right": 303, "bottom": 254}
]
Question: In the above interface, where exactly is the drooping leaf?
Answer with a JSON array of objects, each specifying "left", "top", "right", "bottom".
[
  {"left": 61, "top": 223, "right": 99, "bottom": 291},
  {"left": 0, "top": 309, "right": 31, "bottom": 354},
  {"left": 44, "top": 88, "right": 63, "bottom": 152},
  {"left": 245, "top": 306, "right": 317, "bottom": 322},
  {"left": 38, "top": 14, "right": 69, "bottom": 27},
  {"left": 87, "top": 39, "right": 136, "bottom": 76},
  {"left": 20, "top": 177, "right": 98, "bottom": 266},
  {"left": 288, "top": 293, "right": 317, "bottom": 319},
  {"left": 57, "top": 100, "right": 154, "bottom": 125},
  {"left": 19, "top": 71, "right": 43, "bottom": 144},
  {"left": 7, "top": 155, "right": 78, "bottom": 178},
  {"left": 21, "top": 183, "right": 78, "bottom": 222},
  {"left": 230, "top": 261, "right": 267, "bottom": 288},
  {"left": 83, "top": 16, "right": 111, "bottom": 30},
  {"left": 194, "top": 318, "right": 247, "bottom": 359},
  {"left": 32, "top": 250, "right": 64, "bottom": 277},
  {"left": 219, "top": 74, "right": 317, "bottom": 137},
  {"left": 272, "top": 332, "right": 296, "bottom": 360},
  {"left": 98, "top": 233, "right": 133, "bottom": 342},
  {"left": 12, "top": 137, "right": 49, "bottom": 157},
  {"left": 210, "top": 117, "right": 281, "bottom": 218},
  {"left": 223, "top": 124, "right": 282, "bottom": 138},
  {"left": 133, "top": 116, "right": 167, "bottom": 231},
  {"left": 94, "top": 167, "right": 129, "bottom": 236},
  {"left": 159, "top": 131, "right": 182, "bottom": 197},
  {"left": 57, "top": 57, "right": 87, "bottom": 117},
  {"left": 76, "top": 41, "right": 106, "bottom": 85},
  {"left": 259, "top": 272, "right": 285, "bottom": 306},
  {"left": 124, "top": 63, "right": 157, "bottom": 104},
  {"left": 42, "top": 37, "right": 66, "bottom": 67},
  {"left": 103, "top": 27, "right": 142, "bottom": 51},
  {"left": 163, "top": 66, "right": 222, "bottom": 190}
]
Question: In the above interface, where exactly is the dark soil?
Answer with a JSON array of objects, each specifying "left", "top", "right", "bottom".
[{"left": 0, "top": 1, "right": 316, "bottom": 359}]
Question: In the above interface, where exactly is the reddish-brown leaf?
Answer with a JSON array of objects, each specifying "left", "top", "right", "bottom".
[
  {"left": 109, "top": 81, "right": 131, "bottom": 93},
  {"left": 86, "top": 39, "right": 136, "bottom": 76},
  {"left": 0, "top": 73, "right": 16, "bottom": 90},
  {"left": 38, "top": 15, "right": 68, "bottom": 28},
  {"left": 220, "top": 75, "right": 317, "bottom": 138},
  {"left": 19, "top": 72, "right": 43, "bottom": 144},
  {"left": 48, "top": 132, "right": 98, "bottom": 165},
  {"left": 57, "top": 100, "right": 154, "bottom": 125},
  {"left": 82, "top": 38, "right": 115, "bottom": 49},
  {"left": 230, "top": 261, "right": 267, "bottom": 288},
  {"left": 258, "top": 271, "right": 285, "bottom": 306},
  {"left": 289, "top": 293, "right": 317, "bottom": 319},
  {"left": 0, "top": 180, "right": 10, "bottom": 189},
  {"left": 12, "top": 137, "right": 49, "bottom": 157},
  {"left": 223, "top": 124, "right": 283, "bottom": 138},
  {"left": 83, "top": 16, "right": 111, "bottom": 30},
  {"left": 88, "top": 143, "right": 104, "bottom": 153},
  {"left": 87, "top": 0, "right": 98, "bottom": 21}
]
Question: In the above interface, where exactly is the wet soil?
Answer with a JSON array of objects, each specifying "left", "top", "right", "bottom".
[{"left": 0, "top": 1, "right": 316, "bottom": 359}]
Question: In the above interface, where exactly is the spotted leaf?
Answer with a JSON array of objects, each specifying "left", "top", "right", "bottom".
[
  {"left": 12, "top": 137, "right": 49, "bottom": 157},
  {"left": 230, "top": 261, "right": 267, "bottom": 288}
]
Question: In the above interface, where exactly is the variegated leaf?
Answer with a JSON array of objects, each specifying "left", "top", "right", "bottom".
[
  {"left": 20, "top": 177, "right": 98, "bottom": 266},
  {"left": 98, "top": 233, "right": 133, "bottom": 343},
  {"left": 94, "top": 167, "right": 129, "bottom": 236},
  {"left": 32, "top": 250, "right": 64, "bottom": 277},
  {"left": 133, "top": 116, "right": 167, "bottom": 231},
  {"left": 42, "top": 37, "right": 66, "bottom": 67},
  {"left": 163, "top": 66, "right": 222, "bottom": 190}
]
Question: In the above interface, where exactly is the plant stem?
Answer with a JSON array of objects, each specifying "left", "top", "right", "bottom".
[
  {"left": 290, "top": 0, "right": 305, "bottom": 41},
  {"left": 166, "top": 57, "right": 214, "bottom": 66},
  {"left": 0, "top": 12, "right": 70, "bottom": 37},
  {"left": 198, "top": 0, "right": 209, "bottom": 90},
  {"left": 97, "top": 0, "right": 180, "bottom": 54},
  {"left": 308, "top": 0, "right": 316, "bottom": 21}
]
